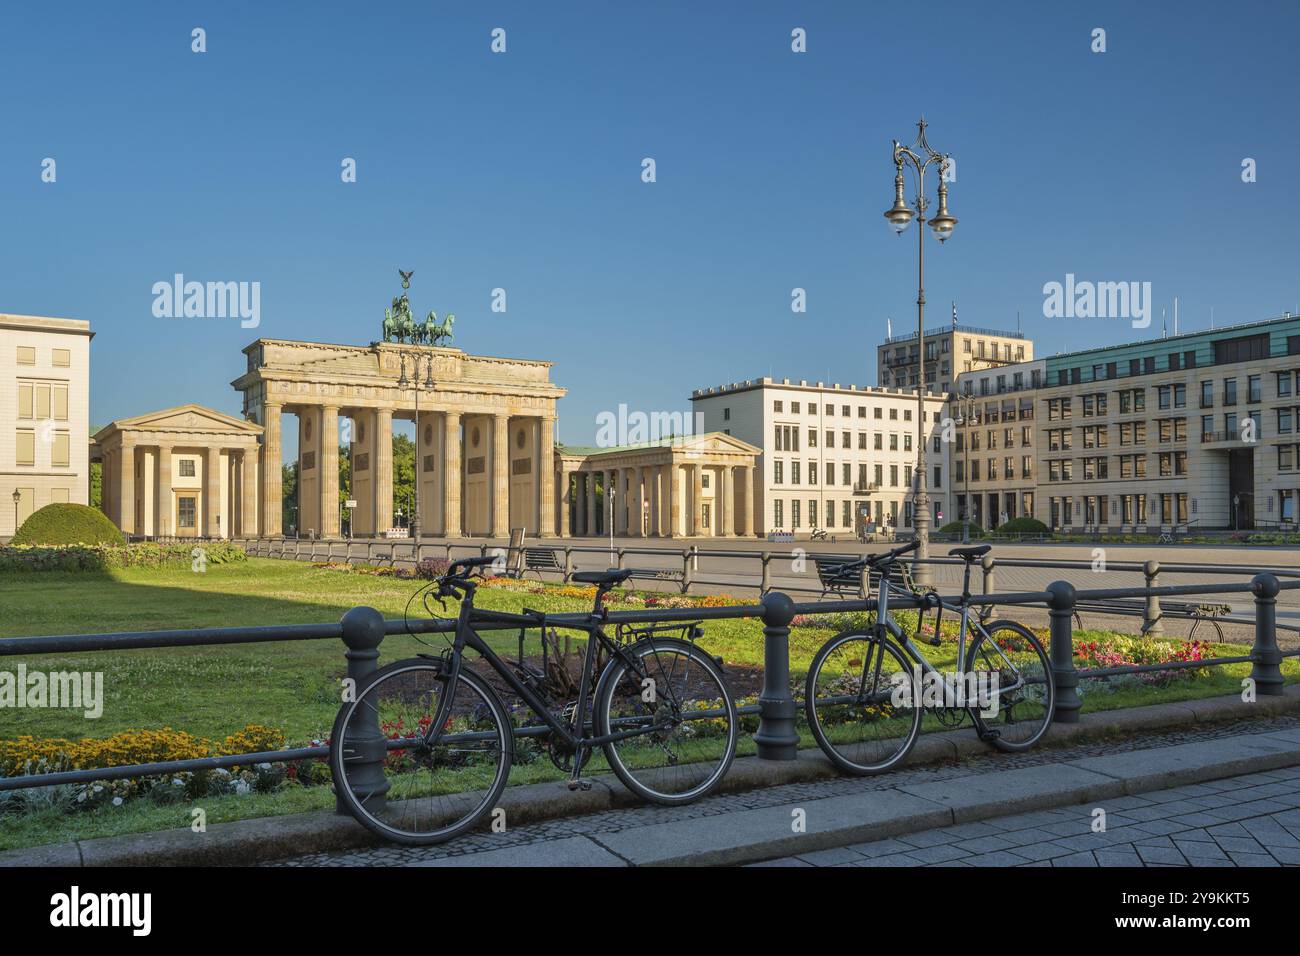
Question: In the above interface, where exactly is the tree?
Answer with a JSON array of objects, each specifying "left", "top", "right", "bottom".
[
  {"left": 392, "top": 434, "right": 415, "bottom": 526},
  {"left": 282, "top": 462, "right": 298, "bottom": 532}
]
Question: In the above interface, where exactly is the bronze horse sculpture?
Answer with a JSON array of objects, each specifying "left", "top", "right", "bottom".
[{"left": 381, "top": 270, "right": 455, "bottom": 346}]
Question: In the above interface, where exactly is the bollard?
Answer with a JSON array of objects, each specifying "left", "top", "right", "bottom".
[
  {"left": 754, "top": 591, "right": 800, "bottom": 759},
  {"left": 336, "top": 606, "right": 390, "bottom": 814},
  {"left": 1143, "top": 559, "right": 1163, "bottom": 637},
  {"left": 681, "top": 548, "right": 694, "bottom": 594},
  {"left": 1249, "top": 572, "right": 1284, "bottom": 696},
  {"left": 981, "top": 554, "right": 996, "bottom": 595},
  {"left": 760, "top": 551, "right": 772, "bottom": 594},
  {"left": 1047, "top": 580, "right": 1082, "bottom": 723}
]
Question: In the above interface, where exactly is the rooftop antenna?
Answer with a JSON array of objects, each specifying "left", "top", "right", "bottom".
[
  {"left": 1173, "top": 297, "right": 1179, "bottom": 336},
  {"left": 1161, "top": 307, "right": 1167, "bottom": 338},
  {"left": 1210, "top": 306, "right": 1215, "bottom": 329},
  {"left": 1016, "top": 309, "right": 1021, "bottom": 334}
]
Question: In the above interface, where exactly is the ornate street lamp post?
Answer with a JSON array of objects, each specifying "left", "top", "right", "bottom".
[
  {"left": 397, "top": 352, "right": 435, "bottom": 540},
  {"left": 883, "top": 117, "right": 957, "bottom": 587}
]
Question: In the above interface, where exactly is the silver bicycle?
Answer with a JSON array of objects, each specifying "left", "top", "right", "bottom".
[{"left": 805, "top": 541, "right": 1055, "bottom": 775}]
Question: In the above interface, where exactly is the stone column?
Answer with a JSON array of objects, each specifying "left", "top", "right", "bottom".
[
  {"left": 157, "top": 443, "right": 174, "bottom": 537},
  {"left": 657, "top": 464, "right": 670, "bottom": 536},
  {"left": 690, "top": 463, "right": 702, "bottom": 536},
  {"left": 206, "top": 447, "right": 223, "bottom": 538},
  {"left": 538, "top": 417, "right": 556, "bottom": 537},
  {"left": 320, "top": 405, "right": 340, "bottom": 537},
  {"left": 557, "top": 468, "right": 571, "bottom": 537},
  {"left": 443, "top": 411, "right": 462, "bottom": 537},
  {"left": 723, "top": 464, "right": 735, "bottom": 537},
  {"left": 668, "top": 463, "right": 680, "bottom": 538},
  {"left": 118, "top": 443, "right": 135, "bottom": 534},
  {"left": 585, "top": 470, "right": 599, "bottom": 535},
  {"left": 604, "top": 469, "right": 615, "bottom": 535},
  {"left": 739, "top": 465, "right": 754, "bottom": 536},
  {"left": 625, "top": 468, "right": 640, "bottom": 538},
  {"left": 261, "top": 403, "right": 283, "bottom": 536},
  {"left": 241, "top": 448, "right": 259, "bottom": 536},
  {"left": 648, "top": 466, "right": 659, "bottom": 536},
  {"left": 373, "top": 408, "right": 393, "bottom": 535},
  {"left": 492, "top": 414, "right": 510, "bottom": 537},
  {"left": 575, "top": 474, "right": 588, "bottom": 536}
]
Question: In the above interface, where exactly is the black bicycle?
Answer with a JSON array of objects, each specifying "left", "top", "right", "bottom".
[
  {"left": 805, "top": 541, "right": 1054, "bottom": 775},
  {"left": 331, "top": 557, "right": 738, "bottom": 845}
]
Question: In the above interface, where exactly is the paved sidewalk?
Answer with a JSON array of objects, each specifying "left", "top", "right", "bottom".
[
  {"left": 758, "top": 765, "right": 1300, "bottom": 867},
  {"left": 270, "top": 715, "right": 1300, "bottom": 867}
]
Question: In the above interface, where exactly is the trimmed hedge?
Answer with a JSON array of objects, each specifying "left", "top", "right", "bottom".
[
  {"left": 0, "top": 542, "right": 247, "bottom": 573},
  {"left": 939, "top": 520, "right": 982, "bottom": 535},
  {"left": 996, "top": 516, "right": 1050, "bottom": 534},
  {"left": 12, "top": 503, "right": 124, "bottom": 547}
]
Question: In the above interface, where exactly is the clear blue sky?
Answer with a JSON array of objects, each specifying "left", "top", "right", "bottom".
[{"left": 3, "top": 1, "right": 1297, "bottom": 447}]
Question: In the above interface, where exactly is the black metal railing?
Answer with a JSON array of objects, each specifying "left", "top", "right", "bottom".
[{"left": 2, "top": 567, "right": 1298, "bottom": 800}]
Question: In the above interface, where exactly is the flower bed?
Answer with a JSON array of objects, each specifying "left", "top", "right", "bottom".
[{"left": 0, "top": 724, "right": 329, "bottom": 817}]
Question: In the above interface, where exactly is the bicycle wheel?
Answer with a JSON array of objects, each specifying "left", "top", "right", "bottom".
[
  {"left": 965, "top": 619, "right": 1055, "bottom": 752},
  {"left": 805, "top": 630, "right": 921, "bottom": 775},
  {"left": 330, "top": 659, "right": 513, "bottom": 846},
  {"left": 594, "top": 637, "right": 737, "bottom": 805}
]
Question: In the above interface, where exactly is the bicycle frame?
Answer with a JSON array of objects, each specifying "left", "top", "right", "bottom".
[
  {"left": 417, "top": 589, "right": 676, "bottom": 773},
  {"left": 874, "top": 563, "right": 1028, "bottom": 706}
]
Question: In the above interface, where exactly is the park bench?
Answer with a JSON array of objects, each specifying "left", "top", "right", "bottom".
[
  {"left": 813, "top": 554, "right": 928, "bottom": 600},
  {"left": 521, "top": 548, "right": 566, "bottom": 581},
  {"left": 1071, "top": 596, "right": 1231, "bottom": 642}
]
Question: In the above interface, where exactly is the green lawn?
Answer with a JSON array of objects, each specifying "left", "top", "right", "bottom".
[{"left": 0, "top": 557, "right": 1295, "bottom": 851}]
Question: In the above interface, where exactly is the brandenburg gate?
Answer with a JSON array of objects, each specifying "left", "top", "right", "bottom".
[{"left": 232, "top": 338, "right": 566, "bottom": 538}]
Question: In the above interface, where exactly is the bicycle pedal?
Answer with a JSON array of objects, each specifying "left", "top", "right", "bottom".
[
  {"left": 977, "top": 728, "right": 1001, "bottom": 742},
  {"left": 566, "top": 780, "right": 593, "bottom": 792}
]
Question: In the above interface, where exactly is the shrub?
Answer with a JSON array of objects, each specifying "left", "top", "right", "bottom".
[
  {"left": 12, "top": 503, "right": 124, "bottom": 547},
  {"left": 939, "top": 520, "right": 982, "bottom": 535},
  {"left": 0, "top": 541, "right": 246, "bottom": 573},
  {"left": 995, "top": 516, "right": 1050, "bottom": 534}
]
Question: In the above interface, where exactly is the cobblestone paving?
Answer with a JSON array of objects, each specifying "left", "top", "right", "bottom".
[
  {"left": 270, "top": 714, "right": 1300, "bottom": 866},
  {"left": 759, "top": 764, "right": 1300, "bottom": 868}
]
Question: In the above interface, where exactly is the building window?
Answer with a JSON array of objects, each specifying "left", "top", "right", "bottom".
[
  {"left": 774, "top": 499, "right": 784, "bottom": 528},
  {"left": 52, "top": 432, "right": 70, "bottom": 468},
  {"left": 16, "top": 346, "right": 35, "bottom": 365},
  {"left": 52, "top": 349, "right": 70, "bottom": 367},
  {"left": 773, "top": 400, "right": 783, "bottom": 412},
  {"left": 179, "top": 459, "right": 197, "bottom": 477},
  {"left": 16, "top": 429, "right": 35, "bottom": 466},
  {"left": 773, "top": 460, "right": 783, "bottom": 485},
  {"left": 178, "top": 496, "right": 197, "bottom": 529}
]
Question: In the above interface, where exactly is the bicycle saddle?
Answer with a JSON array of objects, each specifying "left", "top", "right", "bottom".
[
  {"left": 571, "top": 568, "right": 634, "bottom": 586},
  {"left": 948, "top": 544, "right": 992, "bottom": 561}
]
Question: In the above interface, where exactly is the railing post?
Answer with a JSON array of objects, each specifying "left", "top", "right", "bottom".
[
  {"left": 981, "top": 554, "right": 996, "bottom": 595},
  {"left": 754, "top": 591, "right": 799, "bottom": 760},
  {"left": 681, "top": 548, "right": 694, "bottom": 594},
  {"left": 1250, "top": 572, "right": 1284, "bottom": 696},
  {"left": 760, "top": 551, "right": 772, "bottom": 594},
  {"left": 1143, "top": 559, "right": 1163, "bottom": 637},
  {"left": 562, "top": 546, "right": 573, "bottom": 582},
  {"left": 616, "top": 548, "right": 626, "bottom": 570},
  {"left": 1047, "top": 580, "right": 1082, "bottom": 723},
  {"left": 336, "top": 606, "right": 389, "bottom": 814}
]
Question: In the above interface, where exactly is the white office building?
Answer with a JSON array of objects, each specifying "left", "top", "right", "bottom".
[{"left": 691, "top": 378, "right": 951, "bottom": 538}]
